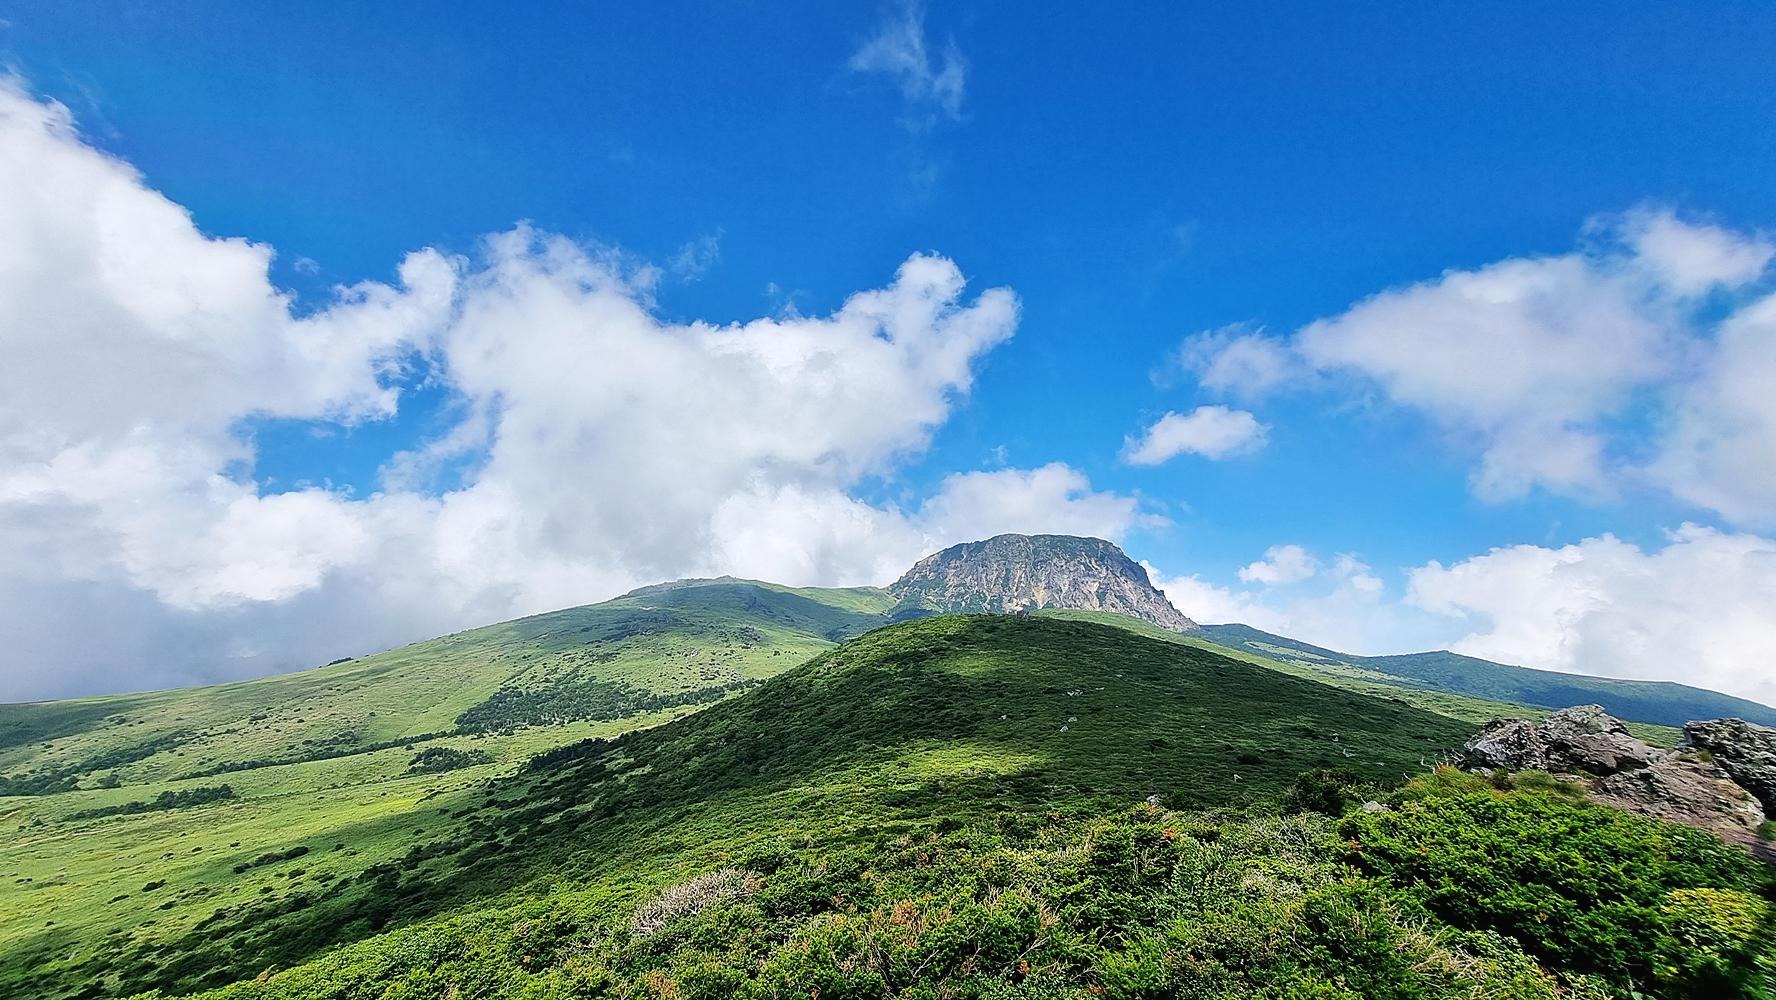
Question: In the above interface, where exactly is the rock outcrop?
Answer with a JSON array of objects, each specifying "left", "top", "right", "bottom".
[
  {"left": 1593, "top": 755, "right": 1766, "bottom": 840},
  {"left": 1462, "top": 705, "right": 1769, "bottom": 856},
  {"left": 1462, "top": 704, "right": 1662, "bottom": 775},
  {"left": 889, "top": 534, "right": 1198, "bottom": 632},
  {"left": 1683, "top": 718, "right": 1776, "bottom": 816}
]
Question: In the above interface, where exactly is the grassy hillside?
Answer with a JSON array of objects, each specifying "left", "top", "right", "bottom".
[
  {"left": 1199, "top": 623, "right": 1776, "bottom": 729},
  {"left": 1040, "top": 610, "right": 1683, "bottom": 747},
  {"left": 8, "top": 581, "right": 1764, "bottom": 999},
  {"left": 109, "top": 616, "right": 1776, "bottom": 1000},
  {"left": 0, "top": 579, "right": 902, "bottom": 1000},
  {"left": 3, "top": 614, "right": 1478, "bottom": 998}
]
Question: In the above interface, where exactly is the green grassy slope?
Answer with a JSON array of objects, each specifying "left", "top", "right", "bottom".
[
  {"left": 0, "top": 579, "right": 902, "bottom": 1000},
  {"left": 1198, "top": 622, "right": 1776, "bottom": 729},
  {"left": 108, "top": 615, "right": 1774, "bottom": 1000},
  {"left": 57, "top": 615, "right": 1474, "bottom": 999},
  {"left": 1039, "top": 610, "right": 1683, "bottom": 747},
  {"left": 7, "top": 578, "right": 1750, "bottom": 999}
]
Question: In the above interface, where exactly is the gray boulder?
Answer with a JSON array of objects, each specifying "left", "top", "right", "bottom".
[
  {"left": 1594, "top": 753, "right": 1765, "bottom": 839},
  {"left": 1684, "top": 718, "right": 1776, "bottom": 816},
  {"left": 1464, "top": 704, "right": 1661, "bottom": 776},
  {"left": 1540, "top": 704, "right": 1664, "bottom": 775},
  {"left": 1463, "top": 717, "right": 1548, "bottom": 771}
]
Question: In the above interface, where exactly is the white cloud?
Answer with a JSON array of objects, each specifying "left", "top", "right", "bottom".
[
  {"left": 1172, "top": 324, "right": 1296, "bottom": 397},
  {"left": 1124, "top": 405, "right": 1268, "bottom": 465},
  {"left": 0, "top": 80, "right": 1158, "bottom": 699},
  {"left": 1237, "top": 544, "right": 1319, "bottom": 585},
  {"left": 1181, "top": 208, "right": 1776, "bottom": 518},
  {"left": 915, "top": 463, "right": 1162, "bottom": 544},
  {"left": 1616, "top": 207, "right": 1774, "bottom": 295},
  {"left": 1649, "top": 290, "right": 1776, "bottom": 524},
  {"left": 1149, "top": 549, "right": 1431, "bottom": 655},
  {"left": 1142, "top": 563, "right": 1290, "bottom": 633},
  {"left": 1406, "top": 525, "right": 1776, "bottom": 705},
  {"left": 1296, "top": 250, "right": 1677, "bottom": 500},
  {"left": 848, "top": 0, "right": 966, "bottom": 124}
]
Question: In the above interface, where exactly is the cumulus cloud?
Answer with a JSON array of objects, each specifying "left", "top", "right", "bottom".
[
  {"left": 1123, "top": 405, "right": 1268, "bottom": 465},
  {"left": 1407, "top": 525, "right": 1776, "bottom": 705},
  {"left": 1171, "top": 324, "right": 1296, "bottom": 397},
  {"left": 0, "top": 80, "right": 1152, "bottom": 699},
  {"left": 1149, "top": 549, "right": 1431, "bottom": 656},
  {"left": 848, "top": 0, "right": 966, "bottom": 124},
  {"left": 1649, "top": 290, "right": 1776, "bottom": 523},
  {"left": 1155, "top": 533, "right": 1776, "bottom": 706},
  {"left": 1181, "top": 209, "right": 1776, "bottom": 517},
  {"left": 1237, "top": 544, "right": 1319, "bottom": 585}
]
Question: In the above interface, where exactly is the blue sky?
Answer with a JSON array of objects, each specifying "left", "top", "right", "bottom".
[{"left": 4, "top": 2, "right": 1776, "bottom": 703}]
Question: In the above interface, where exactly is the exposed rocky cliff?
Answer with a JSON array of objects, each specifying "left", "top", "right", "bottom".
[{"left": 889, "top": 534, "right": 1198, "bottom": 632}]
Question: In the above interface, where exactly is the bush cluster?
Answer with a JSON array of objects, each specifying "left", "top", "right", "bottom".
[{"left": 68, "top": 784, "right": 235, "bottom": 820}]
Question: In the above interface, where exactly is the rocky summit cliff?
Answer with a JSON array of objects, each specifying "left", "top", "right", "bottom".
[{"left": 889, "top": 533, "right": 1198, "bottom": 632}]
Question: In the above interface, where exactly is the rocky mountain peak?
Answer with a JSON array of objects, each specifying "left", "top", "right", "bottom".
[{"left": 888, "top": 533, "right": 1197, "bottom": 632}]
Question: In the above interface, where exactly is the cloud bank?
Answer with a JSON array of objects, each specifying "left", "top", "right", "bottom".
[
  {"left": 1181, "top": 208, "right": 1776, "bottom": 513},
  {"left": 0, "top": 81, "right": 1144, "bottom": 699},
  {"left": 1153, "top": 214, "right": 1776, "bottom": 704}
]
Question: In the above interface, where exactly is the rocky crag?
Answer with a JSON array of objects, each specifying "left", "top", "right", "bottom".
[
  {"left": 1462, "top": 705, "right": 1775, "bottom": 861},
  {"left": 889, "top": 533, "right": 1197, "bottom": 632}
]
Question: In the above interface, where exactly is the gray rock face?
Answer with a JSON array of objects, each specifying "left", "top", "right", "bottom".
[
  {"left": 1463, "top": 705, "right": 1770, "bottom": 853},
  {"left": 1595, "top": 754, "right": 1766, "bottom": 838},
  {"left": 1463, "top": 704, "right": 1661, "bottom": 776},
  {"left": 1540, "top": 704, "right": 1665, "bottom": 775},
  {"left": 1462, "top": 717, "right": 1545, "bottom": 771},
  {"left": 889, "top": 534, "right": 1198, "bottom": 632},
  {"left": 1684, "top": 718, "right": 1776, "bottom": 816}
]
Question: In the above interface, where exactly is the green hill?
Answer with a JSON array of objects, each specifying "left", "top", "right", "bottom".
[
  {"left": 4, "top": 571, "right": 1772, "bottom": 999},
  {"left": 58, "top": 614, "right": 1776, "bottom": 1000},
  {"left": 0, "top": 579, "right": 901, "bottom": 999},
  {"left": 67, "top": 614, "right": 1474, "bottom": 998},
  {"left": 1199, "top": 623, "right": 1776, "bottom": 729}
]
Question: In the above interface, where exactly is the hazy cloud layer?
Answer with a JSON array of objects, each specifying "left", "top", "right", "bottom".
[{"left": 1149, "top": 528, "right": 1776, "bottom": 705}]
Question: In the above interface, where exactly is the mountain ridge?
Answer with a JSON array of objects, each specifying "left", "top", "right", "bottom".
[{"left": 1200, "top": 622, "right": 1776, "bottom": 728}]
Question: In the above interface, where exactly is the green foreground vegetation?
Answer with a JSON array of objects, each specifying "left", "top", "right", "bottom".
[{"left": 2, "top": 584, "right": 1771, "bottom": 998}]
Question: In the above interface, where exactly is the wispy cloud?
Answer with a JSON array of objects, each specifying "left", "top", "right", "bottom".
[
  {"left": 668, "top": 231, "right": 722, "bottom": 282},
  {"left": 848, "top": 1, "right": 966, "bottom": 127}
]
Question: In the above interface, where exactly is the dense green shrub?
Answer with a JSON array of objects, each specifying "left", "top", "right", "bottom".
[
  {"left": 155, "top": 777, "right": 1774, "bottom": 1000},
  {"left": 405, "top": 747, "right": 493, "bottom": 774},
  {"left": 68, "top": 784, "right": 235, "bottom": 820},
  {"left": 1343, "top": 781, "right": 1775, "bottom": 997}
]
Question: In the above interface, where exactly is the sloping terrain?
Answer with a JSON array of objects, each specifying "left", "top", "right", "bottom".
[
  {"left": 1201, "top": 623, "right": 1776, "bottom": 728},
  {"left": 84, "top": 615, "right": 1776, "bottom": 1000},
  {"left": 6, "top": 545, "right": 1774, "bottom": 998},
  {"left": 0, "top": 580, "right": 901, "bottom": 1000},
  {"left": 4, "top": 614, "right": 1476, "bottom": 998}
]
